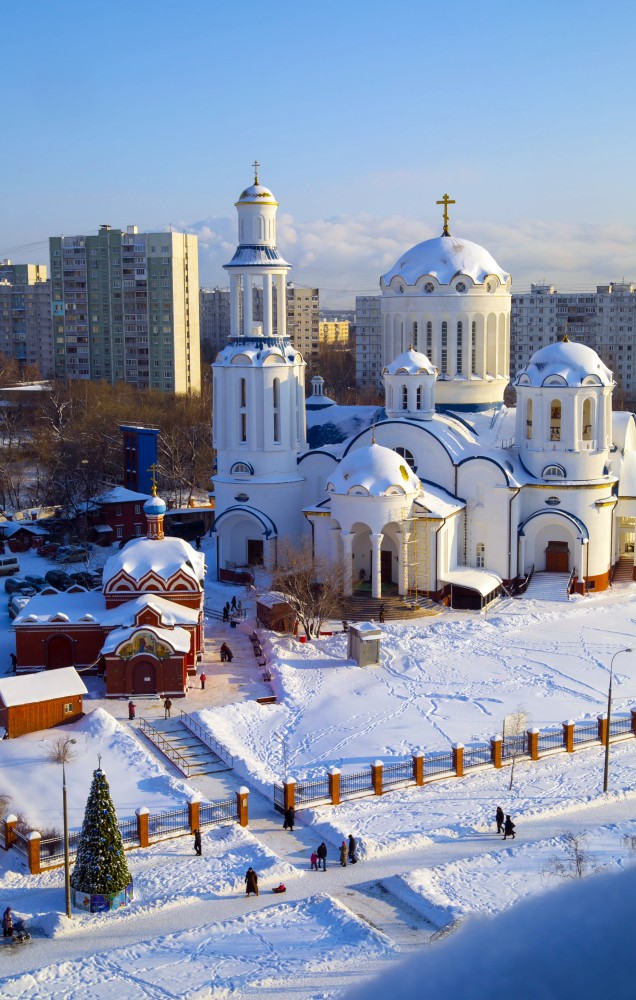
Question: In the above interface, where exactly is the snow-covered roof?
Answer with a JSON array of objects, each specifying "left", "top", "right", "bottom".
[
  {"left": 96, "top": 487, "right": 153, "bottom": 505},
  {"left": 514, "top": 339, "right": 613, "bottom": 388},
  {"left": 383, "top": 348, "right": 436, "bottom": 376},
  {"left": 102, "top": 536, "right": 205, "bottom": 587},
  {"left": 214, "top": 338, "right": 299, "bottom": 367},
  {"left": 439, "top": 567, "right": 502, "bottom": 597},
  {"left": 144, "top": 494, "right": 167, "bottom": 516},
  {"left": 0, "top": 522, "right": 48, "bottom": 537},
  {"left": 100, "top": 595, "right": 200, "bottom": 628},
  {"left": 415, "top": 485, "right": 465, "bottom": 519},
  {"left": 13, "top": 591, "right": 105, "bottom": 625},
  {"left": 327, "top": 442, "right": 421, "bottom": 497},
  {"left": 382, "top": 235, "right": 509, "bottom": 287},
  {"left": 0, "top": 667, "right": 87, "bottom": 707},
  {"left": 100, "top": 624, "right": 191, "bottom": 655}
]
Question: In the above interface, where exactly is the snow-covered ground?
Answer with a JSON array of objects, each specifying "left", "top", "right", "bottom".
[{"left": 2, "top": 536, "right": 636, "bottom": 996}]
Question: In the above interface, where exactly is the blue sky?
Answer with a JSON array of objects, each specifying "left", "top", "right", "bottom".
[{"left": 2, "top": 0, "right": 635, "bottom": 306}]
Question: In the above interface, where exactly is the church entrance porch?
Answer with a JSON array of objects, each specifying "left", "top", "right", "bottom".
[
  {"left": 132, "top": 660, "right": 156, "bottom": 694},
  {"left": 545, "top": 541, "right": 570, "bottom": 573}
]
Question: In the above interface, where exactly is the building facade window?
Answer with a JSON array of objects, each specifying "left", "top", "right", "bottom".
[
  {"left": 526, "top": 399, "right": 533, "bottom": 439},
  {"left": 550, "top": 400, "right": 562, "bottom": 441},
  {"left": 401, "top": 385, "right": 408, "bottom": 409},
  {"left": 476, "top": 542, "right": 485, "bottom": 568}
]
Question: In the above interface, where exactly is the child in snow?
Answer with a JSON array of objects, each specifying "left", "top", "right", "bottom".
[{"left": 310, "top": 851, "right": 318, "bottom": 871}]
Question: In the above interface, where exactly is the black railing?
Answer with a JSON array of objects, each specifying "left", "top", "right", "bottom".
[
  {"left": 538, "top": 728, "right": 564, "bottom": 752},
  {"left": 382, "top": 761, "right": 414, "bottom": 787},
  {"left": 179, "top": 711, "right": 234, "bottom": 769},
  {"left": 273, "top": 783, "right": 285, "bottom": 812},
  {"left": 296, "top": 777, "right": 330, "bottom": 805},
  {"left": 200, "top": 798, "right": 237, "bottom": 826},
  {"left": 501, "top": 734, "right": 528, "bottom": 760},
  {"left": 610, "top": 714, "right": 632, "bottom": 737},
  {"left": 463, "top": 744, "right": 492, "bottom": 770},
  {"left": 148, "top": 806, "right": 190, "bottom": 839},
  {"left": 424, "top": 751, "right": 454, "bottom": 777},
  {"left": 340, "top": 769, "right": 374, "bottom": 797},
  {"left": 573, "top": 720, "right": 598, "bottom": 745},
  {"left": 138, "top": 717, "right": 196, "bottom": 776},
  {"left": 118, "top": 817, "right": 138, "bottom": 846}
]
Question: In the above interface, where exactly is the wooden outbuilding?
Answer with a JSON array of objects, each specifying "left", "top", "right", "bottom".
[{"left": 0, "top": 667, "right": 87, "bottom": 738}]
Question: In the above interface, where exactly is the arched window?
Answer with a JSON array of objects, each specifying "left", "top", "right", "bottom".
[
  {"left": 471, "top": 320, "right": 477, "bottom": 374},
  {"left": 416, "top": 386, "right": 423, "bottom": 410},
  {"left": 542, "top": 464, "right": 566, "bottom": 479},
  {"left": 582, "top": 398, "right": 592, "bottom": 441},
  {"left": 526, "top": 399, "right": 533, "bottom": 440},
  {"left": 441, "top": 321, "right": 448, "bottom": 374},
  {"left": 239, "top": 377, "right": 247, "bottom": 443},
  {"left": 395, "top": 446, "right": 415, "bottom": 470},
  {"left": 273, "top": 377, "right": 281, "bottom": 443},
  {"left": 476, "top": 542, "right": 485, "bottom": 568},
  {"left": 426, "top": 321, "right": 433, "bottom": 356},
  {"left": 456, "top": 321, "right": 463, "bottom": 374},
  {"left": 401, "top": 384, "right": 408, "bottom": 410},
  {"left": 550, "top": 399, "right": 561, "bottom": 441}
]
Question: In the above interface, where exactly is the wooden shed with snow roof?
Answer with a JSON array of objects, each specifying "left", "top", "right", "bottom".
[{"left": 0, "top": 667, "right": 87, "bottom": 738}]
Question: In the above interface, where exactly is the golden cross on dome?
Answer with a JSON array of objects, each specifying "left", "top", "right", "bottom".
[
  {"left": 436, "top": 193, "right": 456, "bottom": 237},
  {"left": 252, "top": 160, "right": 260, "bottom": 184},
  {"left": 148, "top": 463, "right": 159, "bottom": 497}
]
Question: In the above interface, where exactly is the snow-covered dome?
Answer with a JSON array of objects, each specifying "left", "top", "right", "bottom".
[
  {"left": 383, "top": 348, "right": 436, "bottom": 375},
  {"left": 327, "top": 442, "right": 421, "bottom": 497},
  {"left": 215, "top": 340, "right": 300, "bottom": 363},
  {"left": 144, "top": 494, "right": 167, "bottom": 516},
  {"left": 235, "top": 182, "right": 278, "bottom": 206},
  {"left": 382, "top": 235, "right": 509, "bottom": 287},
  {"left": 102, "top": 536, "right": 205, "bottom": 590},
  {"left": 515, "top": 339, "right": 613, "bottom": 388}
]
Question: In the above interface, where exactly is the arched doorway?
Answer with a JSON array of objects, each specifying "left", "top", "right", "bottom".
[
  {"left": 133, "top": 660, "right": 157, "bottom": 694},
  {"left": 47, "top": 635, "right": 74, "bottom": 670}
]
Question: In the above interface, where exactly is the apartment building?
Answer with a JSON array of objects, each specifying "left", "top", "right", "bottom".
[
  {"left": 286, "top": 284, "right": 320, "bottom": 358},
  {"left": 354, "top": 295, "right": 383, "bottom": 390},
  {"left": 511, "top": 282, "right": 636, "bottom": 402},
  {"left": 49, "top": 226, "right": 200, "bottom": 394},
  {"left": 318, "top": 320, "right": 350, "bottom": 346},
  {"left": 200, "top": 286, "right": 230, "bottom": 358},
  {"left": 0, "top": 261, "right": 54, "bottom": 375}
]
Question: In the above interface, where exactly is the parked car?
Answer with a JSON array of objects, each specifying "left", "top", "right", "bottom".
[
  {"left": 5, "top": 576, "right": 29, "bottom": 594},
  {"left": 23, "top": 575, "right": 48, "bottom": 592},
  {"left": 56, "top": 545, "right": 89, "bottom": 564},
  {"left": 70, "top": 572, "right": 97, "bottom": 589},
  {"left": 44, "top": 570, "right": 73, "bottom": 590},
  {"left": 37, "top": 543, "right": 60, "bottom": 558},
  {"left": 9, "top": 594, "right": 32, "bottom": 619}
]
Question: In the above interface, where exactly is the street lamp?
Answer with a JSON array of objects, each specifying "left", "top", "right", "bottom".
[
  {"left": 603, "top": 647, "right": 632, "bottom": 793},
  {"left": 62, "top": 738, "right": 77, "bottom": 918}
]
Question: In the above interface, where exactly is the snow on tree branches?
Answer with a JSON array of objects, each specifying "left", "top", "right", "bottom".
[{"left": 70, "top": 767, "right": 132, "bottom": 896}]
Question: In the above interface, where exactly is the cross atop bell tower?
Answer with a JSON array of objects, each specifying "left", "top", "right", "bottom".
[{"left": 436, "top": 193, "right": 456, "bottom": 237}]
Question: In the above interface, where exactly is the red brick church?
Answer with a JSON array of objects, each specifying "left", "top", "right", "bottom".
[{"left": 13, "top": 493, "right": 205, "bottom": 698}]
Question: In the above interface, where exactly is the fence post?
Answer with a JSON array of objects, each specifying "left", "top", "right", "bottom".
[
  {"left": 136, "top": 807, "right": 149, "bottom": 848},
  {"left": 328, "top": 767, "right": 341, "bottom": 805},
  {"left": 3, "top": 814, "right": 17, "bottom": 851},
  {"left": 632, "top": 708, "right": 636, "bottom": 737},
  {"left": 283, "top": 778, "right": 296, "bottom": 812},
  {"left": 452, "top": 743, "right": 464, "bottom": 778},
  {"left": 598, "top": 713, "right": 608, "bottom": 747},
  {"left": 563, "top": 720, "right": 575, "bottom": 753},
  {"left": 27, "top": 831, "right": 41, "bottom": 875},
  {"left": 491, "top": 736, "right": 502, "bottom": 769},
  {"left": 528, "top": 728, "right": 539, "bottom": 761},
  {"left": 412, "top": 751, "right": 424, "bottom": 786},
  {"left": 236, "top": 786, "right": 249, "bottom": 827},
  {"left": 188, "top": 797, "right": 201, "bottom": 833},
  {"left": 370, "top": 760, "right": 383, "bottom": 796}
]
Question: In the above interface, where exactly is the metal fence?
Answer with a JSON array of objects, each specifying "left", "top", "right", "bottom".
[
  {"left": 501, "top": 734, "right": 528, "bottom": 760},
  {"left": 538, "top": 728, "right": 564, "bottom": 752},
  {"left": 118, "top": 817, "right": 139, "bottom": 847},
  {"left": 273, "top": 782, "right": 285, "bottom": 812},
  {"left": 138, "top": 718, "right": 196, "bottom": 777},
  {"left": 610, "top": 715, "right": 633, "bottom": 738},
  {"left": 296, "top": 777, "right": 331, "bottom": 805},
  {"left": 148, "top": 806, "right": 190, "bottom": 839},
  {"left": 383, "top": 761, "right": 414, "bottom": 787},
  {"left": 200, "top": 798, "right": 237, "bottom": 827},
  {"left": 39, "top": 829, "right": 82, "bottom": 865},
  {"left": 463, "top": 744, "right": 493, "bottom": 770},
  {"left": 424, "top": 751, "right": 454, "bottom": 777},
  {"left": 179, "top": 712, "right": 234, "bottom": 770},
  {"left": 573, "top": 720, "right": 598, "bottom": 746},
  {"left": 340, "top": 769, "right": 374, "bottom": 797}
]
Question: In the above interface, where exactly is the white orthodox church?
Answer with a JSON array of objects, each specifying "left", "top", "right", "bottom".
[{"left": 211, "top": 171, "right": 636, "bottom": 609}]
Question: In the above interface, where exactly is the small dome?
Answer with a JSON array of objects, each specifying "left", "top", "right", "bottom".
[
  {"left": 382, "top": 235, "right": 509, "bottom": 287},
  {"left": 235, "top": 183, "right": 278, "bottom": 206},
  {"left": 328, "top": 442, "right": 420, "bottom": 497},
  {"left": 384, "top": 348, "right": 436, "bottom": 375},
  {"left": 515, "top": 339, "right": 613, "bottom": 388},
  {"left": 144, "top": 494, "right": 167, "bottom": 516}
]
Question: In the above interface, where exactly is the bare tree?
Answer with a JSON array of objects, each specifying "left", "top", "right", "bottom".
[
  {"left": 543, "top": 832, "right": 599, "bottom": 879},
  {"left": 269, "top": 537, "right": 346, "bottom": 639},
  {"left": 45, "top": 735, "right": 79, "bottom": 765},
  {"left": 503, "top": 704, "right": 529, "bottom": 791}
]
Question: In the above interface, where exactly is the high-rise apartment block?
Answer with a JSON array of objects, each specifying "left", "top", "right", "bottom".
[
  {"left": 49, "top": 226, "right": 200, "bottom": 393},
  {"left": 286, "top": 284, "right": 319, "bottom": 358},
  {"left": 0, "top": 261, "right": 54, "bottom": 375},
  {"left": 511, "top": 282, "right": 636, "bottom": 402},
  {"left": 318, "top": 320, "right": 350, "bottom": 346},
  {"left": 200, "top": 287, "right": 230, "bottom": 358},
  {"left": 200, "top": 283, "right": 320, "bottom": 359},
  {"left": 354, "top": 295, "right": 383, "bottom": 390}
]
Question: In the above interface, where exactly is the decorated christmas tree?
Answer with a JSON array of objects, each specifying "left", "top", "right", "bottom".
[{"left": 70, "top": 767, "right": 132, "bottom": 896}]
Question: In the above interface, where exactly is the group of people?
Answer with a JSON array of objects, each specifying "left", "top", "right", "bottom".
[
  {"left": 222, "top": 596, "right": 242, "bottom": 622},
  {"left": 220, "top": 642, "right": 234, "bottom": 663},
  {"left": 496, "top": 806, "right": 516, "bottom": 840},
  {"left": 310, "top": 835, "right": 357, "bottom": 871}
]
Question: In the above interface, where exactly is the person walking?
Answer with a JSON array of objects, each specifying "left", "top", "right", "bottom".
[
  {"left": 283, "top": 805, "right": 295, "bottom": 831},
  {"left": 9, "top": 652, "right": 17, "bottom": 673},
  {"left": 128, "top": 700, "right": 136, "bottom": 721},
  {"left": 200, "top": 672, "right": 207, "bottom": 690},
  {"left": 503, "top": 814, "right": 516, "bottom": 840},
  {"left": 193, "top": 829, "right": 202, "bottom": 856},
  {"left": 378, "top": 604, "right": 386, "bottom": 624},
  {"left": 231, "top": 595, "right": 237, "bottom": 612},
  {"left": 317, "top": 842, "right": 327, "bottom": 871},
  {"left": 163, "top": 696, "right": 172, "bottom": 719},
  {"left": 339, "top": 840, "right": 348, "bottom": 866},
  {"left": 2, "top": 906, "right": 13, "bottom": 938},
  {"left": 348, "top": 833, "right": 357, "bottom": 864},
  {"left": 310, "top": 850, "right": 318, "bottom": 871},
  {"left": 245, "top": 867, "right": 259, "bottom": 896},
  {"left": 223, "top": 603, "right": 230, "bottom": 622},
  {"left": 495, "top": 806, "right": 504, "bottom": 835}
]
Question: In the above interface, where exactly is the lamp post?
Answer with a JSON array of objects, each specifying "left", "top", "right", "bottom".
[
  {"left": 62, "top": 738, "right": 77, "bottom": 918},
  {"left": 603, "top": 648, "right": 632, "bottom": 793}
]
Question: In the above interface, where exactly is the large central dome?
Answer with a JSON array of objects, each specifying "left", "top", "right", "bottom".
[{"left": 382, "top": 234, "right": 509, "bottom": 287}]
